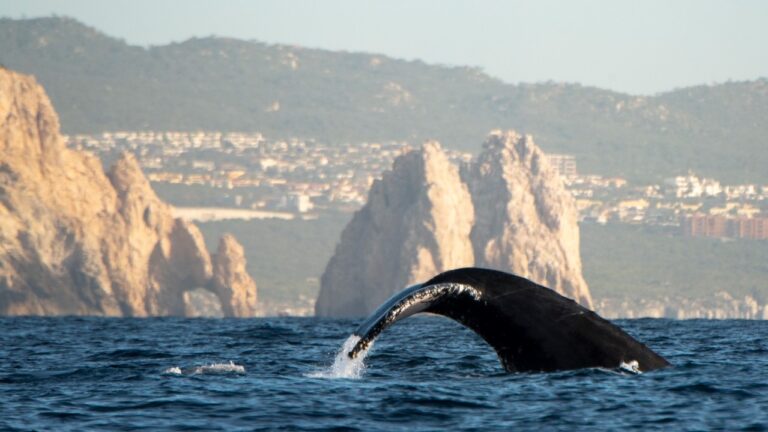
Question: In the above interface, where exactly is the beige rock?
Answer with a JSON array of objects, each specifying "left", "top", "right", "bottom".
[
  {"left": 211, "top": 234, "right": 258, "bottom": 317},
  {"left": 316, "top": 131, "right": 593, "bottom": 317},
  {"left": 465, "top": 130, "right": 592, "bottom": 308},
  {"left": 0, "top": 68, "right": 257, "bottom": 316},
  {"left": 315, "top": 141, "right": 475, "bottom": 317}
]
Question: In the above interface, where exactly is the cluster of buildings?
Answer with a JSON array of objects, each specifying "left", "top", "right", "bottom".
[
  {"left": 681, "top": 214, "right": 768, "bottom": 240},
  {"left": 68, "top": 131, "right": 467, "bottom": 214},
  {"left": 557, "top": 167, "right": 768, "bottom": 240},
  {"left": 67, "top": 131, "right": 767, "bottom": 240}
]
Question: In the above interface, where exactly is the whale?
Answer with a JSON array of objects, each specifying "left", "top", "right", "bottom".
[{"left": 347, "top": 267, "right": 670, "bottom": 373}]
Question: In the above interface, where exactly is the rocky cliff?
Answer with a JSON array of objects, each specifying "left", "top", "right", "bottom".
[
  {"left": 317, "top": 131, "right": 592, "bottom": 317},
  {"left": 315, "top": 142, "right": 475, "bottom": 317},
  {"left": 0, "top": 68, "right": 257, "bottom": 317},
  {"left": 211, "top": 235, "right": 259, "bottom": 317},
  {"left": 465, "top": 130, "right": 592, "bottom": 308}
]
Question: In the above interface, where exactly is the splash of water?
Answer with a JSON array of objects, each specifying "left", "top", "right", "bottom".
[
  {"left": 163, "top": 361, "right": 245, "bottom": 375},
  {"left": 306, "top": 335, "right": 373, "bottom": 379},
  {"left": 619, "top": 360, "right": 641, "bottom": 375},
  {"left": 195, "top": 361, "right": 245, "bottom": 374}
]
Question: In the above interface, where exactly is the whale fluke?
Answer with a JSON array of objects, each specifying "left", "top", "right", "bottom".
[{"left": 348, "top": 268, "right": 670, "bottom": 373}]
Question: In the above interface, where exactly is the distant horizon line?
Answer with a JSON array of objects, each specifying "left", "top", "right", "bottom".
[{"left": 3, "top": 14, "right": 767, "bottom": 97}]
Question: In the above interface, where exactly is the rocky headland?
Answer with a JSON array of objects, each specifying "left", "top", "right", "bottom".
[
  {"left": 0, "top": 68, "right": 257, "bottom": 317},
  {"left": 316, "top": 131, "right": 592, "bottom": 317}
]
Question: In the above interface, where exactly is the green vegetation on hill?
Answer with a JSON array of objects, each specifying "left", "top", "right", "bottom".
[
  {"left": 1, "top": 17, "right": 767, "bottom": 183},
  {"left": 581, "top": 223, "right": 768, "bottom": 302},
  {"left": 194, "top": 215, "right": 767, "bottom": 305},
  {"left": 195, "top": 214, "right": 350, "bottom": 303}
]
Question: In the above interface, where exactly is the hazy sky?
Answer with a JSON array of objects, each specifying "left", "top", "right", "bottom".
[{"left": 2, "top": 0, "right": 766, "bottom": 95}]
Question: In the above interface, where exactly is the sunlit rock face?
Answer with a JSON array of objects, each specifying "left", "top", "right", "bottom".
[
  {"left": 0, "top": 68, "right": 258, "bottom": 316},
  {"left": 464, "top": 130, "right": 592, "bottom": 308},
  {"left": 315, "top": 142, "right": 475, "bottom": 317},
  {"left": 211, "top": 234, "right": 258, "bottom": 318},
  {"left": 316, "top": 130, "right": 592, "bottom": 317}
]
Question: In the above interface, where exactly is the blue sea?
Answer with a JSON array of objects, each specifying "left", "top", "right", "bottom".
[{"left": 1, "top": 316, "right": 766, "bottom": 431}]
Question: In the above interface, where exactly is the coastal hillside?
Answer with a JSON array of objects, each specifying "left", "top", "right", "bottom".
[
  {"left": 1, "top": 17, "right": 767, "bottom": 183},
  {"left": 0, "top": 67, "right": 257, "bottom": 316}
]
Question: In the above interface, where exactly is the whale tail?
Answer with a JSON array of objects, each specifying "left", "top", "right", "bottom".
[{"left": 348, "top": 267, "right": 670, "bottom": 373}]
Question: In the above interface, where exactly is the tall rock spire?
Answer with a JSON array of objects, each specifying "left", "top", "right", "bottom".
[
  {"left": 316, "top": 130, "right": 592, "bottom": 317},
  {"left": 211, "top": 234, "right": 259, "bottom": 317},
  {"left": 465, "top": 130, "right": 592, "bottom": 308},
  {"left": 315, "top": 142, "right": 475, "bottom": 317}
]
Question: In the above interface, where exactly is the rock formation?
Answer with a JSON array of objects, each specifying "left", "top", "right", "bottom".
[
  {"left": 315, "top": 142, "right": 475, "bottom": 317},
  {"left": 0, "top": 68, "right": 258, "bottom": 317},
  {"left": 211, "top": 234, "right": 258, "bottom": 317},
  {"left": 317, "top": 130, "right": 592, "bottom": 317},
  {"left": 464, "top": 130, "right": 592, "bottom": 308}
]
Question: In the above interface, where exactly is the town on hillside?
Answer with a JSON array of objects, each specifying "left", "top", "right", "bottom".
[{"left": 67, "top": 130, "right": 768, "bottom": 240}]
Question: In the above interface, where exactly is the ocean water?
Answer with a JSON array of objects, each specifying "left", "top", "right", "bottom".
[{"left": 0, "top": 316, "right": 766, "bottom": 431}]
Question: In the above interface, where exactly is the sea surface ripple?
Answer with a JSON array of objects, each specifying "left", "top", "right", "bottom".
[{"left": 1, "top": 317, "right": 766, "bottom": 431}]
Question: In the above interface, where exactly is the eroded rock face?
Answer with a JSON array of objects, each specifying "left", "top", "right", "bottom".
[
  {"left": 211, "top": 235, "right": 258, "bottom": 318},
  {"left": 315, "top": 142, "right": 475, "bottom": 317},
  {"left": 464, "top": 130, "right": 592, "bottom": 308},
  {"left": 316, "top": 131, "right": 592, "bottom": 317},
  {"left": 0, "top": 68, "right": 258, "bottom": 317}
]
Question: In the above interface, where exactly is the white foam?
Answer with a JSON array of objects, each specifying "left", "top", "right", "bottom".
[
  {"left": 163, "top": 361, "right": 245, "bottom": 376},
  {"left": 619, "top": 360, "right": 641, "bottom": 374},
  {"left": 306, "top": 335, "right": 372, "bottom": 379},
  {"left": 163, "top": 366, "right": 182, "bottom": 375},
  {"left": 194, "top": 361, "right": 246, "bottom": 374}
]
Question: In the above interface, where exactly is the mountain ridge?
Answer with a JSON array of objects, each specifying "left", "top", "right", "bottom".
[{"left": 1, "top": 16, "right": 766, "bottom": 183}]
